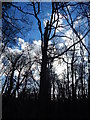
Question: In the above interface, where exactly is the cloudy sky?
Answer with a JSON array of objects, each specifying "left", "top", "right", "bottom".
[
  {"left": 2, "top": 2, "right": 89, "bottom": 71},
  {"left": 0, "top": 2, "right": 89, "bottom": 92}
]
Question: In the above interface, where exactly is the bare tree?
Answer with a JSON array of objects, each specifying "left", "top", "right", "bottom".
[{"left": 1, "top": 2, "right": 89, "bottom": 119}]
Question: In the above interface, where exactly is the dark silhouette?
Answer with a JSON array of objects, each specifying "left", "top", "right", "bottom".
[{"left": 1, "top": 2, "right": 89, "bottom": 120}]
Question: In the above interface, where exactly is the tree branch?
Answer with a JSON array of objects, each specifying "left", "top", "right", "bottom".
[{"left": 50, "top": 29, "right": 90, "bottom": 60}]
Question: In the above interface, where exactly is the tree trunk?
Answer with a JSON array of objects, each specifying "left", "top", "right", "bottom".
[
  {"left": 66, "top": 53, "right": 70, "bottom": 99},
  {"left": 7, "top": 67, "right": 14, "bottom": 97},
  {"left": 39, "top": 21, "right": 49, "bottom": 118},
  {"left": 71, "top": 61, "right": 75, "bottom": 100}
]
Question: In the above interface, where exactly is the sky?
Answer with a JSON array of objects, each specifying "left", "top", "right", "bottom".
[
  {"left": 2, "top": 2, "right": 89, "bottom": 46},
  {"left": 2, "top": 2, "right": 89, "bottom": 72},
  {"left": 10, "top": 3, "right": 89, "bottom": 43},
  {"left": 7, "top": 2, "right": 52, "bottom": 43},
  {"left": 0, "top": 2, "right": 89, "bottom": 93}
]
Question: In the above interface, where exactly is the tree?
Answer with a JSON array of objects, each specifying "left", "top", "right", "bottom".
[{"left": 1, "top": 2, "right": 89, "bottom": 119}]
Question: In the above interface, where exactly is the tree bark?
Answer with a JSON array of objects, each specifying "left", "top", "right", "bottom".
[{"left": 39, "top": 21, "right": 49, "bottom": 118}]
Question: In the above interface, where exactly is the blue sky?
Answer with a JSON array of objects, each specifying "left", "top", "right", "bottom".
[
  {"left": 2, "top": 2, "right": 89, "bottom": 58},
  {"left": 1, "top": 2, "right": 89, "bottom": 94},
  {"left": 7, "top": 2, "right": 52, "bottom": 43},
  {"left": 2, "top": 2, "right": 89, "bottom": 49}
]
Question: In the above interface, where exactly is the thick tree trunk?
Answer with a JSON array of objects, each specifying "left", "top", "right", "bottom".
[{"left": 39, "top": 21, "right": 49, "bottom": 118}]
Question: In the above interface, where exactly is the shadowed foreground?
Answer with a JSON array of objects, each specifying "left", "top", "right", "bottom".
[{"left": 2, "top": 96, "right": 88, "bottom": 120}]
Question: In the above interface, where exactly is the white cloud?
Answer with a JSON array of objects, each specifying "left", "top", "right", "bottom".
[
  {"left": 32, "top": 40, "right": 41, "bottom": 57},
  {"left": 31, "top": 64, "right": 36, "bottom": 70},
  {"left": 21, "top": 42, "right": 29, "bottom": 50},
  {"left": 48, "top": 40, "right": 52, "bottom": 45},
  {"left": 43, "top": 19, "right": 48, "bottom": 27},
  {"left": 53, "top": 13, "right": 63, "bottom": 33},
  {"left": 18, "top": 38, "right": 31, "bottom": 50},
  {"left": 53, "top": 59, "right": 67, "bottom": 78},
  {"left": 43, "top": 13, "right": 64, "bottom": 33},
  {"left": 33, "top": 70, "right": 40, "bottom": 80},
  {"left": 14, "top": 70, "right": 19, "bottom": 77},
  {"left": 13, "top": 48, "right": 21, "bottom": 53},
  {"left": 33, "top": 40, "right": 41, "bottom": 46},
  {"left": 58, "top": 43, "right": 64, "bottom": 48},
  {"left": 18, "top": 38, "right": 24, "bottom": 45}
]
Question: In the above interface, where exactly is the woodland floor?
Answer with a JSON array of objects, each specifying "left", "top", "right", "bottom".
[{"left": 2, "top": 96, "right": 89, "bottom": 120}]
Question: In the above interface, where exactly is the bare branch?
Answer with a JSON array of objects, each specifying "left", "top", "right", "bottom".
[
  {"left": 9, "top": 3, "right": 34, "bottom": 16},
  {"left": 50, "top": 29, "right": 90, "bottom": 60}
]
